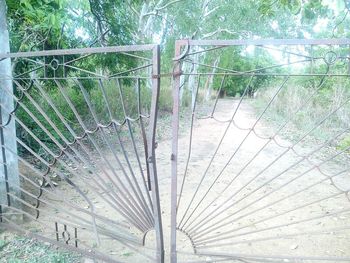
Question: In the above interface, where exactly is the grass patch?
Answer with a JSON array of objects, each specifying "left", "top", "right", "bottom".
[
  {"left": 0, "top": 235, "right": 81, "bottom": 263},
  {"left": 251, "top": 80, "right": 350, "bottom": 147}
]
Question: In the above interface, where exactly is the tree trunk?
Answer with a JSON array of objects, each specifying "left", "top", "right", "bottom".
[
  {"left": 205, "top": 57, "right": 220, "bottom": 101},
  {"left": 179, "top": 62, "right": 187, "bottom": 104},
  {"left": 0, "top": 0, "right": 21, "bottom": 215},
  {"left": 187, "top": 49, "right": 200, "bottom": 109}
]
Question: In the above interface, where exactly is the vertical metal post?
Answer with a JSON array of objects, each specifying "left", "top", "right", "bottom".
[
  {"left": 148, "top": 45, "right": 164, "bottom": 263},
  {"left": 170, "top": 41, "right": 183, "bottom": 263},
  {"left": 0, "top": 116, "right": 10, "bottom": 206},
  {"left": 55, "top": 222, "right": 59, "bottom": 241}
]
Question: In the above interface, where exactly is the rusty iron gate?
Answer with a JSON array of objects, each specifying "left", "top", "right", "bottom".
[
  {"left": 0, "top": 44, "right": 164, "bottom": 262},
  {"left": 1, "top": 39, "right": 350, "bottom": 263},
  {"left": 171, "top": 39, "right": 350, "bottom": 263}
]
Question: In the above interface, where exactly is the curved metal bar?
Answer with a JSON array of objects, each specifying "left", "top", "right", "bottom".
[
  {"left": 173, "top": 39, "right": 190, "bottom": 61},
  {"left": 176, "top": 228, "right": 197, "bottom": 254}
]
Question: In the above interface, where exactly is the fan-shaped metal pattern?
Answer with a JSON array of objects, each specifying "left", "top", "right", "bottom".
[
  {"left": 0, "top": 45, "right": 163, "bottom": 263},
  {"left": 1, "top": 39, "right": 350, "bottom": 263},
  {"left": 171, "top": 39, "right": 350, "bottom": 263}
]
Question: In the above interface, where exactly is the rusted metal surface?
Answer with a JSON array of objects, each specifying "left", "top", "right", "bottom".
[
  {"left": 149, "top": 45, "right": 164, "bottom": 262},
  {"left": 171, "top": 42, "right": 183, "bottom": 263}
]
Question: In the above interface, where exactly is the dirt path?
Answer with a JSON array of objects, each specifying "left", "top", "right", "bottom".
[
  {"left": 156, "top": 99, "right": 350, "bottom": 262},
  {"left": 8, "top": 99, "right": 350, "bottom": 263}
]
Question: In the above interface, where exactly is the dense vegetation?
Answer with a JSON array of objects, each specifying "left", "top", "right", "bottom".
[
  {"left": 6, "top": 0, "right": 350, "bottom": 72},
  {"left": 3, "top": 0, "right": 350, "bottom": 151}
]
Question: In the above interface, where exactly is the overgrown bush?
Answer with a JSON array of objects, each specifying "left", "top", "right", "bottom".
[
  {"left": 252, "top": 76, "right": 350, "bottom": 147},
  {"left": 15, "top": 78, "right": 153, "bottom": 156}
]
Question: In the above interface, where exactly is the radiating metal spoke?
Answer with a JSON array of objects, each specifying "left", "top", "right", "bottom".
[
  {"left": 179, "top": 76, "right": 289, "bottom": 230},
  {"left": 172, "top": 40, "right": 350, "bottom": 263},
  {"left": 0, "top": 45, "right": 162, "bottom": 263}
]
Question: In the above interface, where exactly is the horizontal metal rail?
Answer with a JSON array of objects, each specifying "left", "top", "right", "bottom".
[
  {"left": 0, "top": 44, "right": 156, "bottom": 59},
  {"left": 176, "top": 38, "right": 350, "bottom": 46}
]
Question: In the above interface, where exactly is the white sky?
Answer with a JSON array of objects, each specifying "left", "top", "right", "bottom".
[{"left": 75, "top": 28, "right": 90, "bottom": 40}]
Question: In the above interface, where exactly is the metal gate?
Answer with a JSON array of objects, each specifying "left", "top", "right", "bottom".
[
  {"left": 0, "top": 45, "right": 163, "bottom": 262},
  {"left": 1, "top": 39, "right": 350, "bottom": 263},
  {"left": 171, "top": 39, "right": 350, "bottom": 262}
]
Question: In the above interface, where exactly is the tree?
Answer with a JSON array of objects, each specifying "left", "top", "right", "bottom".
[{"left": 4, "top": 0, "right": 348, "bottom": 104}]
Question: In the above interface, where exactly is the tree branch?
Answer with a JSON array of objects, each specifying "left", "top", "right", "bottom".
[
  {"left": 126, "top": 0, "right": 140, "bottom": 16},
  {"left": 88, "top": 0, "right": 106, "bottom": 46},
  {"left": 202, "top": 28, "right": 239, "bottom": 39},
  {"left": 204, "top": 5, "right": 220, "bottom": 17},
  {"left": 157, "top": 0, "right": 183, "bottom": 11},
  {"left": 143, "top": 0, "right": 185, "bottom": 17},
  {"left": 89, "top": 29, "right": 110, "bottom": 47}
]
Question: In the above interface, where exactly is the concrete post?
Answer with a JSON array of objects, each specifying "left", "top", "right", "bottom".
[{"left": 0, "top": 0, "right": 20, "bottom": 213}]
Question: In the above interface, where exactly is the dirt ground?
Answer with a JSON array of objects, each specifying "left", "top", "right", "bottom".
[
  {"left": 3, "top": 98, "right": 350, "bottom": 263},
  {"left": 156, "top": 99, "right": 350, "bottom": 262}
]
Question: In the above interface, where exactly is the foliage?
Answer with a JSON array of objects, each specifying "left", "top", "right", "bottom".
[
  {"left": 4, "top": 0, "right": 350, "bottom": 155},
  {"left": 86, "top": 0, "right": 138, "bottom": 45},
  {"left": 0, "top": 236, "right": 81, "bottom": 263},
  {"left": 253, "top": 76, "right": 350, "bottom": 146},
  {"left": 3, "top": 0, "right": 348, "bottom": 155},
  {"left": 206, "top": 47, "right": 278, "bottom": 96},
  {"left": 15, "top": 78, "right": 152, "bottom": 154},
  {"left": 6, "top": 0, "right": 75, "bottom": 51}
]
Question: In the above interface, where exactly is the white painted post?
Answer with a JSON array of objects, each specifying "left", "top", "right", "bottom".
[{"left": 0, "top": 0, "right": 20, "bottom": 213}]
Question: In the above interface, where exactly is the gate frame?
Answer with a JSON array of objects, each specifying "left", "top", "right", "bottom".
[
  {"left": 171, "top": 38, "right": 350, "bottom": 263},
  {"left": 0, "top": 44, "right": 164, "bottom": 263},
  {"left": 2, "top": 38, "right": 350, "bottom": 263}
]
